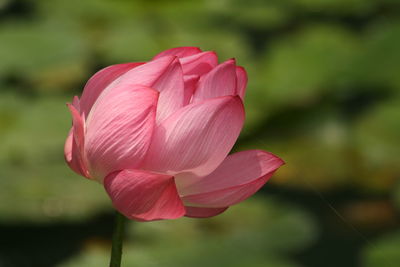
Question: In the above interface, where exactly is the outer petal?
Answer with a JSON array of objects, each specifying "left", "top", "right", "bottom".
[
  {"left": 64, "top": 104, "right": 90, "bottom": 178},
  {"left": 64, "top": 130, "right": 87, "bottom": 177},
  {"left": 72, "top": 95, "right": 81, "bottom": 112},
  {"left": 153, "top": 47, "right": 202, "bottom": 59},
  {"left": 85, "top": 84, "right": 158, "bottom": 180},
  {"left": 104, "top": 169, "right": 185, "bottom": 221},
  {"left": 79, "top": 62, "right": 143, "bottom": 117},
  {"left": 236, "top": 66, "right": 248, "bottom": 100},
  {"left": 64, "top": 130, "right": 73, "bottom": 162},
  {"left": 180, "top": 150, "right": 284, "bottom": 208},
  {"left": 184, "top": 206, "right": 228, "bottom": 218},
  {"left": 180, "top": 51, "right": 218, "bottom": 76},
  {"left": 192, "top": 59, "right": 237, "bottom": 103},
  {"left": 67, "top": 104, "right": 84, "bottom": 152},
  {"left": 143, "top": 96, "right": 245, "bottom": 177}
]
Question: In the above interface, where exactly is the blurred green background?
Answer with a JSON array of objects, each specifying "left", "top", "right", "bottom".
[{"left": 0, "top": 0, "right": 399, "bottom": 266}]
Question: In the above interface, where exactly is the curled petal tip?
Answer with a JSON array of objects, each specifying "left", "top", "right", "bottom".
[
  {"left": 179, "top": 150, "right": 284, "bottom": 208},
  {"left": 184, "top": 206, "right": 228, "bottom": 218}
]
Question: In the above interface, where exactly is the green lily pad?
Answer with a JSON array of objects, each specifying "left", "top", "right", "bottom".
[
  {"left": 254, "top": 24, "right": 360, "bottom": 111},
  {"left": 361, "top": 230, "right": 400, "bottom": 267},
  {"left": 353, "top": 20, "right": 400, "bottom": 91},
  {"left": 0, "top": 21, "right": 88, "bottom": 92},
  {"left": 0, "top": 92, "right": 110, "bottom": 222},
  {"left": 292, "top": 0, "right": 378, "bottom": 15}
]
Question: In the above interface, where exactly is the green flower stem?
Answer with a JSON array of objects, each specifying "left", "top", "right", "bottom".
[{"left": 109, "top": 211, "right": 126, "bottom": 267}]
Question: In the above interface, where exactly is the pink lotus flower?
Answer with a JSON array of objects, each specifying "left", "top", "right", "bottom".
[{"left": 64, "top": 47, "right": 284, "bottom": 221}]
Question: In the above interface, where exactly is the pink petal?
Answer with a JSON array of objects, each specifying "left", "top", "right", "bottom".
[
  {"left": 67, "top": 104, "right": 85, "bottom": 152},
  {"left": 104, "top": 169, "right": 185, "bottom": 221},
  {"left": 236, "top": 66, "right": 248, "bottom": 100},
  {"left": 85, "top": 84, "right": 158, "bottom": 180},
  {"left": 64, "top": 130, "right": 84, "bottom": 176},
  {"left": 64, "top": 104, "right": 90, "bottom": 178},
  {"left": 79, "top": 62, "right": 143, "bottom": 117},
  {"left": 143, "top": 96, "right": 245, "bottom": 177},
  {"left": 153, "top": 47, "right": 202, "bottom": 60},
  {"left": 72, "top": 95, "right": 81, "bottom": 112},
  {"left": 183, "top": 75, "right": 199, "bottom": 105},
  {"left": 180, "top": 51, "right": 218, "bottom": 76},
  {"left": 112, "top": 56, "right": 176, "bottom": 88},
  {"left": 180, "top": 150, "right": 284, "bottom": 208},
  {"left": 192, "top": 59, "right": 237, "bottom": 103},
  {"left": 108, "top": 56, "right": 185, "bottom": 121},
  {"left": 64, "top": 129, "right": 73, "bottom": 162},
  {"left": 152, "top": 57, "right": 185, "bottom": 122},
  {"left": 184, "top": 206, "right": 228, "bottom": 218}
]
